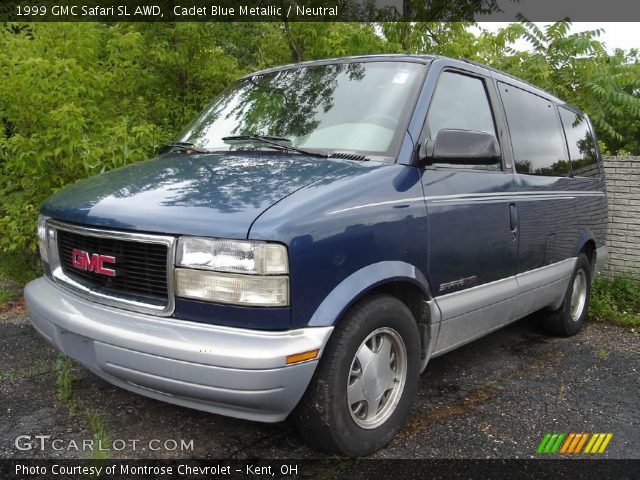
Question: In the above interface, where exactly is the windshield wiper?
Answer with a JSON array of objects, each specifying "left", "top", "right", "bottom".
[
  {"left": 161, "top": 142, "right": 211, "bottom": 155},
  {"left": 222, "top": 135, "right": 328, "bottom": 159},
  {"left": 223, "top": 135, "right": 292, "bottom": 143}
]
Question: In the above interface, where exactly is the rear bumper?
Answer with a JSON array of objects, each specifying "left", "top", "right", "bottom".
[{"left": 24, "top": 277, "right": 332, "bottom": 422}]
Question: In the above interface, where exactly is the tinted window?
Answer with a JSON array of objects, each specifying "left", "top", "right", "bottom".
[
  {"left": 499, "top": 83, "right": 568, "bottom": 176},
  {"left": 426, "top": 71, "right": 499, "bottom": 170},
  {"left": 559, "top": 107, "right": 600, "bottom": 178}
]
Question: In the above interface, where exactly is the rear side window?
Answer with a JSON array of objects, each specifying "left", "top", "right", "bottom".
[
  {"left": 559, "top": 107, "right": 600, "bottom": 178},
  {"left": 499, "top": 82, "right": 569, "bottom": 176}
]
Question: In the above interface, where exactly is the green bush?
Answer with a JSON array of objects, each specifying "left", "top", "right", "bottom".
[
  {"left": 0, "top": 252, "right": 39, "bottom": 286},
  {"left": 0, "top": 23, "right": 239, "bottom": 264},
  {"left": 589, "top": 276, "right": 640, "bottom": 327}
]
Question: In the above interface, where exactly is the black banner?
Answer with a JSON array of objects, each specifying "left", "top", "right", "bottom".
[
  {"left": 1, "top": 459, "right": 639, "bottom": 480},
  {"left": 1, "top": 0, "right": 640, "bottom": 22}
]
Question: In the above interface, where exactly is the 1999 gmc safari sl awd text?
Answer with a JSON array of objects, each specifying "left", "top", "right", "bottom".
[{"left": 25, "top": 55, "right": 608, "bottom": 456}]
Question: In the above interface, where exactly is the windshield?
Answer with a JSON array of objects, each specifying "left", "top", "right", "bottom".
[{"left": 178, "top": 61, "right": 426, "bottom": 158}]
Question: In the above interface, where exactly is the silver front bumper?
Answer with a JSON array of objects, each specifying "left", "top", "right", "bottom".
[{"left": 24, "top": 277, "right": 333, "bottom": 422}]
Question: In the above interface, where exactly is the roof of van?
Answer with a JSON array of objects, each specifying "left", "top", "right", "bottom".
[
  {"left": 241, "top": 54, "right": 435, "bottom": 78},
  {"left": 241, "top": 54, "right": 568, "bottom": 108}
]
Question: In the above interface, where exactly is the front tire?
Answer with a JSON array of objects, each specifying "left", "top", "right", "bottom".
[
  {"left": 292, "top": 294, "right": 421, "bottom": 456},
  {"left": 542, "top": 253, "right": 592, "bottom": 337}
]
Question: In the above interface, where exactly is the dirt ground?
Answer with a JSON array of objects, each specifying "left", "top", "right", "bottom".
[{"left": 1, "top": 299, "right": 638, "bottom": 460}]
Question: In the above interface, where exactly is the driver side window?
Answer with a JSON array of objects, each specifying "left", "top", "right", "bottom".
[{"left": 427, "top": 71, "right": 500, "bottom": 170}]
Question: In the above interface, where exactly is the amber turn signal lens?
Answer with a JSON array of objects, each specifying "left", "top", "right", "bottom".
[{"left": 285, "top": 349, "right": 320, "bottom": 365}]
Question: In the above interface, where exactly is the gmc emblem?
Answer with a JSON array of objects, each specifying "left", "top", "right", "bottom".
[{"left": 71, "top": 249, "right": 116, "bottom": 276}]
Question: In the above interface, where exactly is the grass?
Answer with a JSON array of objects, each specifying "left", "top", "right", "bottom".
[
  {"left": 55, "top": 354, "right": 77, "bottom": 412},
  {"left": 589, "top": 276, "right": 640, "bottom": 327},
  {"left": 85, "top": 409, "right": 111, "bottom": 460},
  {"left": 0, "top": 359, "right": 53, "bottom": 383},
  {"left": 55, "top": 354, "right": 112, "bottom": 459}
]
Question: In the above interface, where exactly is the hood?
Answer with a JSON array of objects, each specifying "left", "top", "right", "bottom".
[{"left": 42, "top": 152, "right": 358, "bottom": 238}]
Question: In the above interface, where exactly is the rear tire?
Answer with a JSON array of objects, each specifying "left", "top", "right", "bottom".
[
  {"left": 542, "top": 253, "right": 591, "bottom": 337},
  {"left": 292, "top": 294, "right": 421, "bottom": 456}
]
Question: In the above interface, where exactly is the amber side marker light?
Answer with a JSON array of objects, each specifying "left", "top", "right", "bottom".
[{"left": 286, "top": 349, "right": 320, "bottom": 365}]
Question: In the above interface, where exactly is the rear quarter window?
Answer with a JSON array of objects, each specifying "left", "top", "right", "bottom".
[
  {"left": 559, "top": 107, "right": 600, "bottom": 179},
  {"left": 498, "top": 82, "right": 569, "bottom": 177}
]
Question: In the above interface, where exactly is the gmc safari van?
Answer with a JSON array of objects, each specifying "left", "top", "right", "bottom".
[{"left": 26, "top": 55, "right": 608, "bottom": 456}]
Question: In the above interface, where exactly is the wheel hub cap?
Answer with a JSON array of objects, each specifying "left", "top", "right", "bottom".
[
  {"left": 347, "top": 327, "right": 407, "bottom": 429},
  {"left": 570, "top": 269, "right": 588, "bottom": 322}
]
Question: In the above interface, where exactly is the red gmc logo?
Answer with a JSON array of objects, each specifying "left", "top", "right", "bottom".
[{"left": 71, "top": 249, "right": 116, "bottom": 276}]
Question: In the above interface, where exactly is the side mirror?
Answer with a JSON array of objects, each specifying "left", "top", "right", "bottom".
[{"left": 418, "top": 129, "right": 501, "bottom": 166}]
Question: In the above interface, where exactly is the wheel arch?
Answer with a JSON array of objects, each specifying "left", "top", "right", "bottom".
[
  {"left": 572, "top": 229, "right": 597, "bottom": 278},
  {"left": 307, "top": 261, "right": 440, "bottom": 370}
]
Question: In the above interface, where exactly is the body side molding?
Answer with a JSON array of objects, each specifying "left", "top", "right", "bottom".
[
  {"left": 328, "top": 191, "right": 606, "bottom": 215},
  {"left": 433, "top": 258, "right": 576, "bottom": 356}
]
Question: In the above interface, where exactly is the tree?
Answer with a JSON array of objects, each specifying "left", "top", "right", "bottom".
[{"left": 476, "top": 22, "right": 640, "bottom": 155}]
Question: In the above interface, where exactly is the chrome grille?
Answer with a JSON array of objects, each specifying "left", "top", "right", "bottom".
[
  {"left": 57, "top": 230, "right": 169, "bottom": 302},
  {"left": 47, "top": 220, "right": 176, "bottom": 316}
]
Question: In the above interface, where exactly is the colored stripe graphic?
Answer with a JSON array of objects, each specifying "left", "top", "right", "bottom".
[
  {"left": 573, "top": 433, "right": 589, "bottom": 454},
  {"left": 560, "top": 433, "right": 576, "bottom": 454},
  {"left": 538, "top": 433, "right": 613, "bottom": 455},
  {"left": 585, "top": 433, "right": 614, "bottom": 454},
  {"left": 537, "top": 433, "right": 565, "bottom": 454},
  {"left": 584, "top": 434, "right": 599, "bottom": 453},
  {"left": 537, "top": 434, "right": 551, "bottom": 454},
  {"left": 566, "top": 433, "right": 588, "bottom": 454},
  {"left": 597, "top": 434, "right": 613, "bottom": 453},
  {"left": 537, "top": 434, "right": 552, "bottom": 454},
  {"left": 549, "top": 434, "right": 565, "bottom": 453}
]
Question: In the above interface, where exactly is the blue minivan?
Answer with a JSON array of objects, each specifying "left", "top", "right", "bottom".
[{"left": 26, "top": 55, "right": 608, "bottom": 455}]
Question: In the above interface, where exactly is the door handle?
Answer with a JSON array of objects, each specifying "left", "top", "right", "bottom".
[{"left": 509, "top": 203, "right": 518, "bottom": 238}]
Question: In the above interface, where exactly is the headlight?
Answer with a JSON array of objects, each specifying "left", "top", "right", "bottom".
[
  {"left": 176, "top": 237, "right": 288, "bottom": 275},
  {"left": 37, "top": 214, "right": 50, "bottom": 262},
  {"left": 175, "top": 269, "right": 289, "bottom": 307},
  {"left": 175, "top": 237, "right": 290, "bottom": 306}
]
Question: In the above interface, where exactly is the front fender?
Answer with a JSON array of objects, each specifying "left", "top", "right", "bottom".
[{"left": 307, "top": 261, "right": 432, "bottom": 327}]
